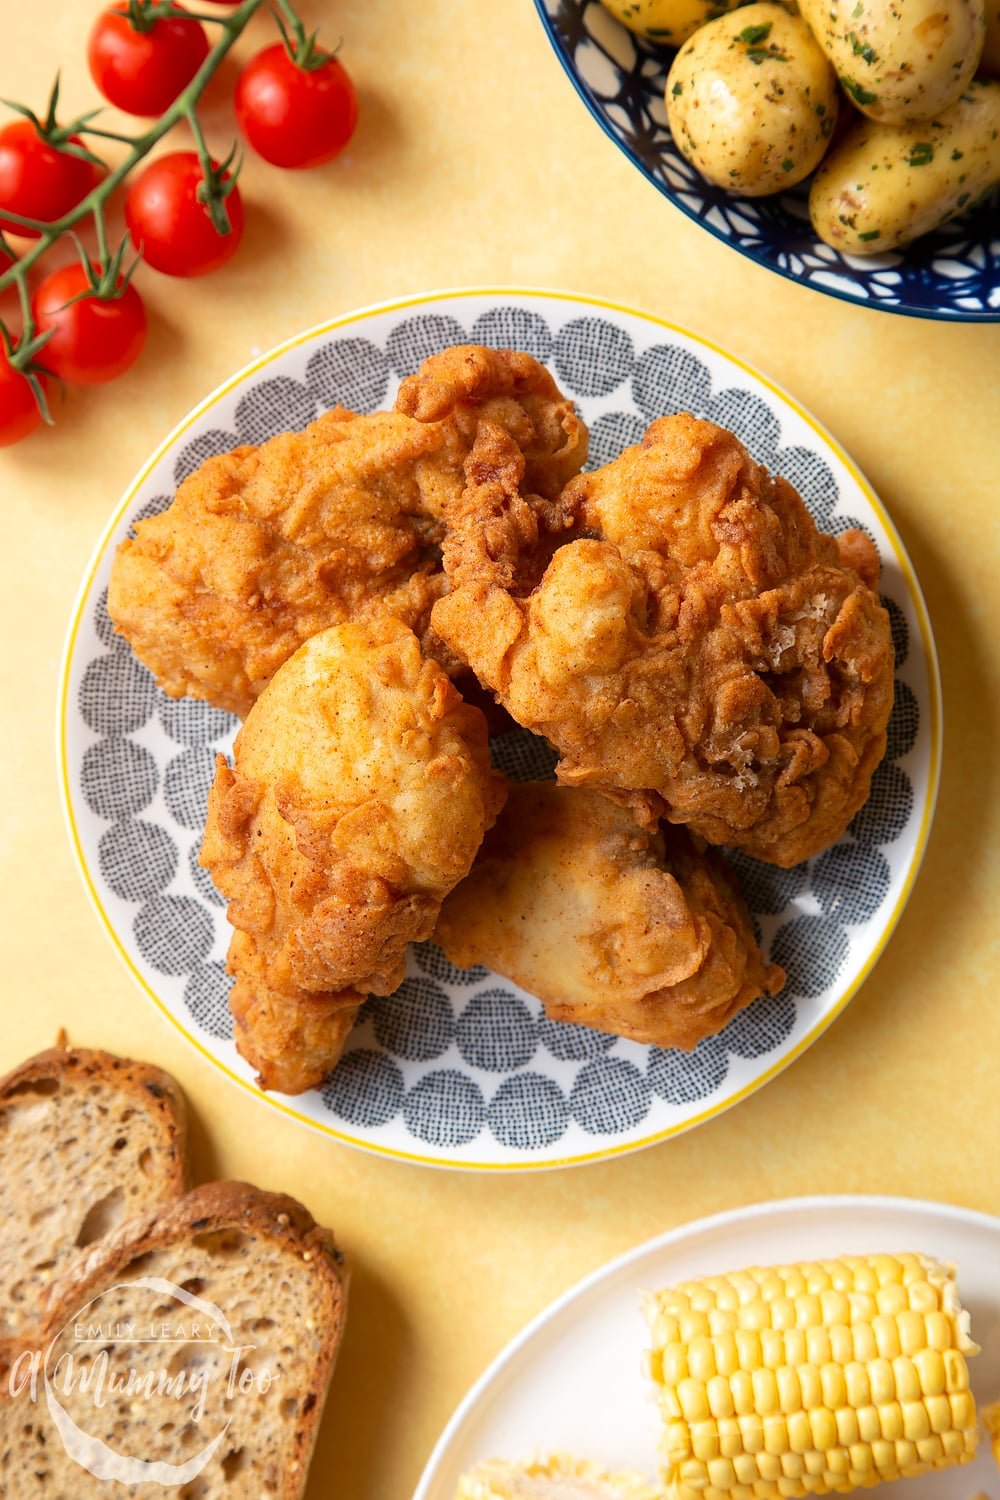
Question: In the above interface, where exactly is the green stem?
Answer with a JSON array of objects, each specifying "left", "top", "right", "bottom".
[
  {"left": 272, "top": 0, "right": 309, "bottom": 54},
  {"left": 0, "top": 0, "right": 263, "bottom": 301}
]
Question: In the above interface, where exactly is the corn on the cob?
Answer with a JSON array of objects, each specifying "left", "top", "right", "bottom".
[
  {"left": 456, "top": 1455, "right": 666, "bottom": 1499},
  {"left": 643, "top": 1253, "right": 979, "bottom": 1499}
]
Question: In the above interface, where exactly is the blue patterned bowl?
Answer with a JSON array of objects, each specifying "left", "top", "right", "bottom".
[
  {"left": 535, "top": 2, "right": 1000, "bottom": 321},
  {"left": 60, "top": 289, "right": 941, "bottom": 1170}
]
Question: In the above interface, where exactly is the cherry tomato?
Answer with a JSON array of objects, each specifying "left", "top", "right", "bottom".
[
  {"left": 0, "top": 349, "right": 44, "bottom": 446},
  {"left": 32, "top": 262, "right": 147, "bottom": 386},
  {"left": 0, "top": 122, "right": 102, "bottom": 238},
  {"left": 235, "top": 45, "right": 358, "bottom": 169},
  {"left": 125, "top": 151, "right": 244, "bottom": 277},
  {"left": 88, "top": 4, "right": 209, "bottom": 117}
]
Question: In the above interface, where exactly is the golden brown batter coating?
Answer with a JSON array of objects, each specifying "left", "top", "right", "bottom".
[
  {"left": 201, "top": 619, "right": 506, "bottom": 1093},
  {"left": 109, "top": 345, "right": 587, "bottom": 718},
  {"left": 436, "top": 783, "right": 784, "bottom": 1051},
  {"left": 432, "top": 416, "right": 893, "bottom": 867}
]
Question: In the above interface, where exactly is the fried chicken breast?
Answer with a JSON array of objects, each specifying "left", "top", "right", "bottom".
[
  {"left": 200, "top": 618, "right": 506, "bottom": 1092},
  {"left": 436, "top": 783, "right": 784, "bottom": 1051},
  {"left": 432, "top": 417, "right": 893, "bottom": 867},
  {"left": 109, "top": 345, "right": 587, "bottom": 718}
]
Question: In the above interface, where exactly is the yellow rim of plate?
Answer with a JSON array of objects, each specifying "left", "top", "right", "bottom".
[{"left": 57, "top": 286, "right": 942, "bottom": 1173}]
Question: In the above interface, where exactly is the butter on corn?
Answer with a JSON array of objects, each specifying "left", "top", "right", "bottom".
[
  {"left": 456, "top": 1455, "right": 667, "bottom": 1499},
  {"left": 643, "top": 1253, "right": 979, "bottom": 1499}
]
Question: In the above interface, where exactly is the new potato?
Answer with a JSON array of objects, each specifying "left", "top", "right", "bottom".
[
  {"left": 599, "top": 0, "right": 743, "bottom": 45},
  {"left": 797, "top": 0, "right": 986, "bottom": 122},
  {"left": 809, "top": 77, "right": 1000, "bottom": 250},
  {"left": 665, "top": 4, "right": 839, "bottom": 193}
]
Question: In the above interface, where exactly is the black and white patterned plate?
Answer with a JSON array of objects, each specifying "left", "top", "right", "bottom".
[{"left": 60, "top": 290, "right": 941, "bottom": 1170}]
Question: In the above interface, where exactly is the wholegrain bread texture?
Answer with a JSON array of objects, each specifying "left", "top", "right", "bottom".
[
  {"left": 0, "top": 1181, "right": 347, "bottom": 1498},
  {"left": 0, "top": 1047, "right": 188, "bottom": 1342}
]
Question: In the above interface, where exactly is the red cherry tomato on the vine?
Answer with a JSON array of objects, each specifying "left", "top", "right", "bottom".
[
  {"left": 88, "top": 4, "right": 209, "bottom": 117},
  {"left": 32, "top": 262, "right": 147, "bottom": 386},
  {"left": 0, "top": 349, "right": 44, "bottom": 446},
  {"left": 235, "top": 44, "right": 358, "bottom": 169},
  {"left": 125, "top": 151, "right": 244, "bottom": 277},
  {"left": 0, "top": 122, "right": 101, "bottom": 238}
]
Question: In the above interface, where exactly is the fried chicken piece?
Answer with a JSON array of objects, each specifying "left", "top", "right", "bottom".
[
  {"left": 109, "top": 346, "right": 587, "bottom": 719},
  {"left": 395, "top": 342, "right": 587, "bottom": 500},
  {"left": 436, "top": 783, "right": 784, "bottom": 1051},
  {"left": 432, "top": 417, "right": 893, "bottom": 867},
  {"left": 201, "top": 618, "right": 506, "bottom": 1093}
]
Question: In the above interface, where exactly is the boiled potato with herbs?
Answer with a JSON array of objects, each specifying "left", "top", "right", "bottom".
[
  {"left": 665, "top": 4, "right": 839, "bottom": 194},
  {"left": 797, "top": 0, "right": 985, "bottom": 122},
  {"left": 809, "top": 77, "right": 1000, "bottom": 250},
  {"left": 599, "top": 0, "right": 744, "bottom": 46}
]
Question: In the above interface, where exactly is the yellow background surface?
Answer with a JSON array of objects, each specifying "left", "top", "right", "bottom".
[{"left": 1, "top": 1, "right": 997, "bottom": 1495}]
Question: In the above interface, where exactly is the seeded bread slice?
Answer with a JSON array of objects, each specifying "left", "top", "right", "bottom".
[
  {"left": 0, "top": 1046, "right": 188, "bottom": 1342},
  {"left": 0, "top": 1180, "right": 347, "bottom": 1499}
]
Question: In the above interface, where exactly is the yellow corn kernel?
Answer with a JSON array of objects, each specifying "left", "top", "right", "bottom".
[
  {"left": 847, "top": 1443, "right": 874, "bottom": 1475},
  {"left": 943, "top": 1347, "right": 970, "bottom": 1389},
  {"left": 736, "top": 1330, "right": 762, "bottom": 1372},
  {"left": 820, "top": 1291, "right": 850, "bottom": 1327},
  {"left": 798, "top": 1365, "right": 822, "bottom": 1410},
  {"left": 664, "top": 1346, "right": 690, "bottom": 1385},
  {"left": 901, "top": 1400, "right": 930, "bottom": 1442},
  {"left": 756, "top": 1453, "right": 782, "bottom": 1482},
  {"left": 708, "top": 1458, "right": 737, "bottom": 1490},
  {"left": 871, "top": 1438, "right": 895, "bottom": 1471},
  {"left": 690, "top": 1339, "right": 718, "bottom": 1382},
  {"left": 808, "top": 1408, "right": 837, "bottom": 1452},
  {"left": 752, "top": 1368, "right": 779, "bottom": 1416},
  {"left": 805, "top": 1326, "right": 831, "bottom": 1365},
  {"left": 897, "top": 1311, "right": 926, "bottom": 1357},
  {"left": 835, "top": 1408, "right": 860, "bottom": 1446},
  {"left": 826, "top": 1446, "right": 850, "bottom": 1476},
  {"left": 868, "top": 1357, "right": 894, "bottom": 1404},
  {"left": 924, "top": 1392, "right": 951, "bottom": 1433},
  {"left": 771, "top": 1298, "right": 796, "bottom": 1332},
  {"left": 894, "top": 1438, "right": 919, "bottom": 1472},
  {"left": 711, "top": 1309, "right": 738, "bottom": 1338},
  {"left": 763, "top": 1416, "right": 789, "bottom": 1456},
  {"left": 692, "top": 1423, "right": 719, "bottom": 1463},
  {"left": 876, "top": 1284, "right": 909, "bottom": 1318},
  {"left": 820, "top": 1364, "right": 846, "bottom": 1409},
  {"left": 924, "top": 1310, "right": 953, "bottom": 1351},
  {"left": 802, "top": 1452, "right": 826, "bottom": 1476},
  {"left": 872, "top": 1315, "right": 901, "bottom": 1359},
  {"left": 708, "top": 1374, "right": 735, "bottom": 1420},
  {"left": 851, "top": 1323, "right": 876, "bottom": 1363},
  {"left": 949, "top": 1390, "right": 975, "bottom": 1429},
  {"left": 779, "top": 1453, "right": 804, "bottom": 1479},
  {"left": 830, "top": 1325, "right": 854, "bottom": 1365},
  {"left": 872, "top": 1256, "right": 904, "bottom": 1287},
  {"left": 682, "top": 1311, "right": 711, "bottom": 1342},
  {"left": 916, "top": 1434, "right": 943, "bottom": 1464},
  {"left": 718, "top": 1418, "right": 743, "bottom": 1458},
  {"left": 795, "top": 1295, "right": 822, "bottom": 1330},
  {"left": 776, "top": 1366, "right": 801, "bottom": 1415},
  {"left": 665, "top": 1420, "right": 692, "bottom": 1459},
  {"left": 679, "top": 1379, "right": 711, "bottom": 1423},
  {"left": 891, "top": 1356, "right": 920, "bottom": 1402},
  {"left": 879, "top": 1401, "right": 903, "bottom": 1440},
  {"left": 856, "top": 1405, "right": 880, "bottom": 1444},
  {"left": 786, "top": 1412, "right": 812, "bottom": 1455},
  {"left": 731, "top": 1370, "right": 755, "bottom": 1416},
  {"left": 733, "top": 1454, "right": 759, "bottom": 1485},
  {"left": 761, "top": 1330, "right": 784, "bottom": 1371},
  {"left": 714, "top": 1334, "right": 739, "bottom": 1377},
  {"left": 907, "top": 1278, "right": 938, "bottom": 1314},
  {"left": 737, "top": 1414, "right": 765, "bottom": 1454}
]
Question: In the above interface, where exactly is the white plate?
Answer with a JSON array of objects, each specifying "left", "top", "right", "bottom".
[
  {"left": 59, "top": 288, "right": 941, "bottom": 1171},
  {"left": 415, "top": 1195, "right": 1000, "bottom": 1498}
]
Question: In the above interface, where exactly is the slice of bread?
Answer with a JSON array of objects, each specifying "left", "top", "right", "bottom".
[
  {"left": 1, "top": 1180, "right": 347, "bottom": 1498},
  {"left": 0, "top": 1046, "right": 188, "bottom": 1342}
]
